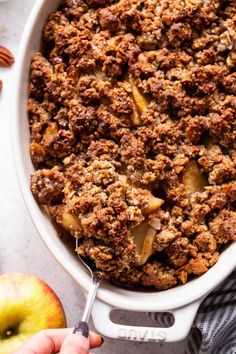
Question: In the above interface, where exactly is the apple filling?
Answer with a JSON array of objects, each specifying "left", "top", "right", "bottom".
[
  {"left": 131, "top": 222, "right": 156, "bottom": 265},
  {"left": 60, "top": 212, "right": 81, "bottom": 232},
  {"left": 182, "top": 161, "right": 208, "bottom": 197},
  {"left": 129, "top": 75, "right": 148, "bottom": 126}
]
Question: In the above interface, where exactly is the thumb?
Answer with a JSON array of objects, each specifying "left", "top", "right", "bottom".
[{"left": 59, "top": 333, "right": 89, "bottom": 354}]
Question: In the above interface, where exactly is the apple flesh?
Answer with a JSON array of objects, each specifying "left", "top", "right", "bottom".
[{"left": 0, "top": 273, "right": 66, "bottom": 354}]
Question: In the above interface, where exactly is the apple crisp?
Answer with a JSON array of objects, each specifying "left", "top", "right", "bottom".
[{"left": 29, "top": 0, "right": 236, "bottom": 290}]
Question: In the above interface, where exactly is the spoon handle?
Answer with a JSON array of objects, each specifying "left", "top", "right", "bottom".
[{"left": 73, "top": 276, "right": 100, "bottom": 336}]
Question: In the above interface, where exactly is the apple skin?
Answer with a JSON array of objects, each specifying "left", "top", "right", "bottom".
[{"left": 0, "top": 273, "right": 66, "bottom": 354}]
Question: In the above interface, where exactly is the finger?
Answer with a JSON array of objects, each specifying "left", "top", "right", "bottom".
[
  {"left": 12, "top": 329, "right": 69, "bottom": 354},
  {"left": 89, "top": 331, "right": 104, "bottom": 349},
  {"left": 59, "top": 333, "right": 89, "bottom": 354},
  {"left": 13, "top": 329, "right": 103, "bottom": 354}
]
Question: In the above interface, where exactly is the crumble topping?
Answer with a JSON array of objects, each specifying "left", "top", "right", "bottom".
[{"left": 29, "top": 0, "right": 236, "bottom": 290}]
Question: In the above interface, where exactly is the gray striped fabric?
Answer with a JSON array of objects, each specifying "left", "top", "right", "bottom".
[
  {"left": 187, "top": 270, "right": 236, "bottom": 354},
  {"left": 151, "top": 270, "right": 236, "bottom": 353}
]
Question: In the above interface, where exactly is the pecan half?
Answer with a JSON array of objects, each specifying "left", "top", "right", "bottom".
[
  {"left": 0, "top": 45, "right": 15, "bottom": 67},
  {"left": 0, "top": 80, "right": 2, "bottom": 94}
]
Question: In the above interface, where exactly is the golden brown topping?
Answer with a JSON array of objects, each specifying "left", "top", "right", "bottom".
[
  {"left": 142, "top": 262, "right": 177, "bottom": 290},
  {"left": 30, "top": 169, "right": 65, "bottom": 205},
  {"left": 99, "top": 8, "right": 120, "bottom": 32},
  {"left": 153, "top": 230, "right": 176, "bottom": 252},
  {"left": 209, "top": 210, "right": 236, "bottom": 244},
  {"left": 28, "top": 0, "right": 236, "bottom": 290}
]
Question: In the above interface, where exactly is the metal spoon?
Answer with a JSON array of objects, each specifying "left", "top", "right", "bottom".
[{"left": 73, "top": 237, "right": 101, "bottom": 337}]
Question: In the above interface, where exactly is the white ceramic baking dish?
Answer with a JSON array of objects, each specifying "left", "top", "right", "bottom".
[{"left": 12, "top": 0, "right": 236, "bottom": 343}]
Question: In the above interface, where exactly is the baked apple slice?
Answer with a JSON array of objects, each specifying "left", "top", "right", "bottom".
[
  {"left": 129, "top": 75, "right": 148, "bottom": 126},
  {"left": 129, "top": 76, "right": 148, "bottom": 113},
  {"left": 48, "top": 206, "right": 81, "bottom": 232},
  {"left": 182, "top": 161, "right": 207, "bottom": 196},
  {"left": 60, "top": 212, "right": 81, "bottom": 232},
  {"left": 131, "top": 222, "right": 156, "bottom": 265},
  {"left": 139, "top": 189, "right": 163, "bottom": 215}
]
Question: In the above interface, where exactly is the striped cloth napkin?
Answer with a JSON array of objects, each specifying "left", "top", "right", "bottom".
[
  {"left": 152, "top": 270, "right": 236, "bottom": 353},
  {"left": 186, "top": 270, "right": 236, "bottom": 354}
]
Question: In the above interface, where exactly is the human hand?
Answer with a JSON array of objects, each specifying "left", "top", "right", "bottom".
[{"left": 13, "top": 328, "right": 104, "bottom": 354}]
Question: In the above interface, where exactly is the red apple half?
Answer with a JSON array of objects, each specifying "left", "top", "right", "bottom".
[{"left": 0, "top": 273, "right": 66, "bottom": 353}]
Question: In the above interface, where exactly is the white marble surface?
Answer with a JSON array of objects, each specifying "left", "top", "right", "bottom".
[{"left": 0, "top": 1, "right": 192, "bottom": 353}]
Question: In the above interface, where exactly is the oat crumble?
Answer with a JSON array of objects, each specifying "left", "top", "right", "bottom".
[{"left": 29, "top": 0, "right": 236, "bottom": 290}]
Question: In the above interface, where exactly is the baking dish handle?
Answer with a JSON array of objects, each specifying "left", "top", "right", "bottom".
[{"left": 92, "top": 298, "right": 203, "bottom": 343}]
